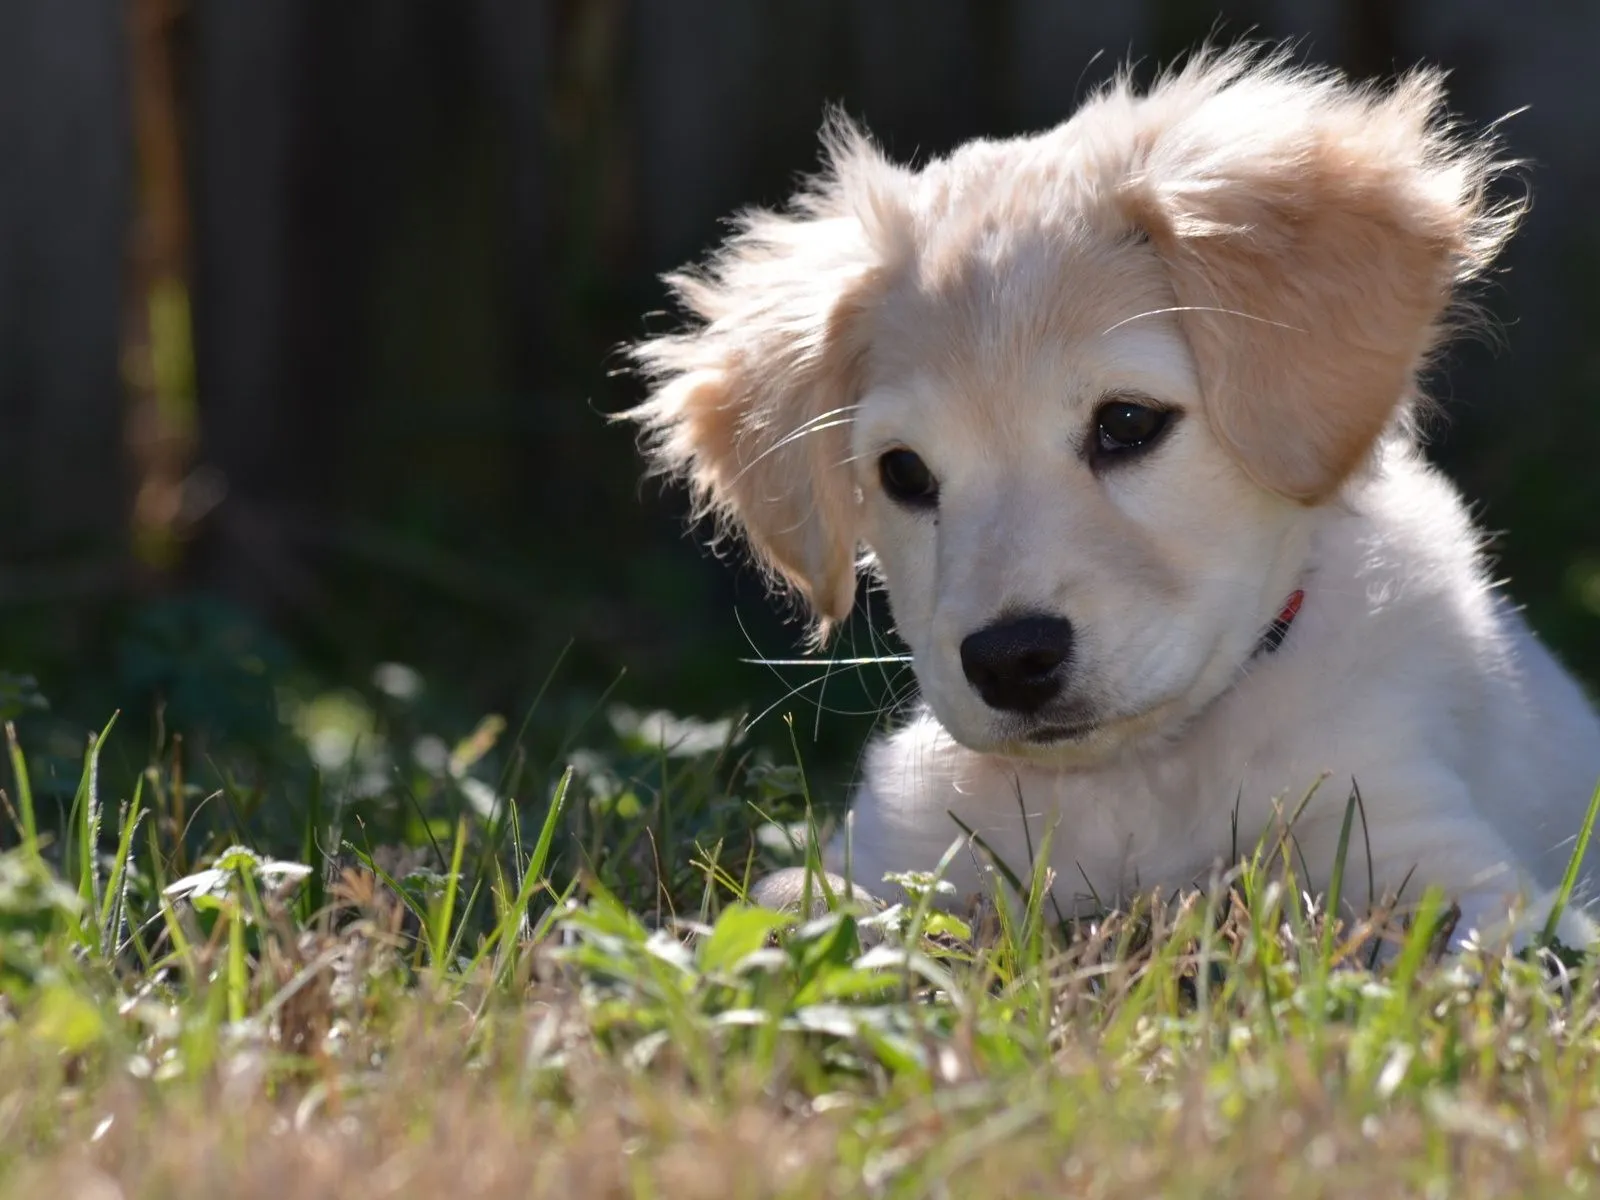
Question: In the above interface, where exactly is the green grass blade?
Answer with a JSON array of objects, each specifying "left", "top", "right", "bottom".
[
  {"left": 471, "top": 776, "right": 574, "bottom": 990},
  {"left": 345, "top": 841, "right": 433, "bottom": 936},
  {"left": 443, "top": 874, "right": 488, "bottom": 974},
  {"left": 226, "top": 902, "right": 249, "bottom": 1025},
  {"left": 947, "top": 812, "right": 1026, "bottom": 900},
  {"left": 73, "top": 712, "right": 119, "bottom": 923},
  {"left": 1539, "top": 773, "right": 1600, "bottom": 948},
  {"left": 1320, "top": 785, "right": 1359, "bottom": 967},
  {"left": 299, "top": 767, "right": 327, "bottom": 925},
  {"left": 99, "top": 772, "right": 146, "bottom": 958},
  {"left": 5, "top": 721, "right": 39, "bottom": 860},
  {"left": 1392, "top": 887, "right": 1447, "bottom": 994},
  {"left": 430, "top": 814, "right": 470, "bottom": 977},
  {"left": 526, "top": 766, "right": 572, "bottom": 891}
]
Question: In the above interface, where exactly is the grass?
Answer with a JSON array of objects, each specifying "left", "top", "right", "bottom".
[{"left": 2, "top": 680, "right": 1600, "bottom": 1199}]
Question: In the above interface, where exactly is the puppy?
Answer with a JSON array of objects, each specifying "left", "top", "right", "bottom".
[{"left": 622, "top": 48, "right": 1600, "bottom": 950}]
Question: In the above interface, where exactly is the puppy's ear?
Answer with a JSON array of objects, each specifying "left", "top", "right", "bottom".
[
  {"left": 1119, "top": 53, "right": 1522, "bottom": 500},
  {"left": 623, "top": 118, "right": 908, "bottom": 625}
]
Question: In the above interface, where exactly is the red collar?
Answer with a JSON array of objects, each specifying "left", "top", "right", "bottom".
[{"left": 1256, "top": 589, "right": 1305, "bottom": 657}]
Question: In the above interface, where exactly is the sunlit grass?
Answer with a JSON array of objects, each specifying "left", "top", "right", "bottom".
[{"left": 1, "top": 690, "right": 1598, "bottom": 1199}]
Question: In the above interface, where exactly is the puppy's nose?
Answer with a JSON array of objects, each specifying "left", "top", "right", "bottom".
[{"left": 959, "top": 616, "right": 1073, "bottom": 713}]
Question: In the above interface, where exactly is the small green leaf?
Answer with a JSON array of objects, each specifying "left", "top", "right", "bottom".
[
  {"left": 31, "top": 984, "right": 106, "bottom": 1053},
  {"left": 698, "top": 904, "right": 789, "bottom": 974}
]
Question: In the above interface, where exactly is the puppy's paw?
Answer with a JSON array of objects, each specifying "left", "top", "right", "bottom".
[
  {"left": 748, "top": 867, "right": 884, "bottom": 918},
  {"left": 1449, "top": 891, "right": 1598, "bottom": 959}
]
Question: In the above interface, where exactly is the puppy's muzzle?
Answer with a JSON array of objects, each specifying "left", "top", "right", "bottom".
[{"left": 959, "top": 615, "right": 1074, "bottom": 713}]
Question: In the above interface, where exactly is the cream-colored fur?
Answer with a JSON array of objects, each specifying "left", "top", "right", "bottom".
[{"left": 623, "top": 47, "right": 1600, "bottom": 950}]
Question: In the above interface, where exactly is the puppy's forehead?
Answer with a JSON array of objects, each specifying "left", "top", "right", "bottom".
[{"left": 862, "top": 228, "right": 1187, "bottom": 411}]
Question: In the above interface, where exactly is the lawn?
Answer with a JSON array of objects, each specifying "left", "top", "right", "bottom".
[{"left": 1, "top": 668, "right": 1598, "bottom": 1200}]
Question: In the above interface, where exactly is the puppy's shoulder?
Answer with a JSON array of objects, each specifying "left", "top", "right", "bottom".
[{"left": 1344, "top": 439, "right": 1490, "bottom": 587}]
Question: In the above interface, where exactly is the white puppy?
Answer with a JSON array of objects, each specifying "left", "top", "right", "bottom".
[{"left": 623, "top": 48, "right": 1600, "bottom": 949}]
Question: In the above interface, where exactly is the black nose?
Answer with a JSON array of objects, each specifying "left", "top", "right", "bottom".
[{"left": 959, "top": 615, "right": 1074, "bottom": 713}]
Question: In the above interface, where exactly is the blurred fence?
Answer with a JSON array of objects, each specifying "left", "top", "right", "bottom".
[{"left": 1, "top": 0, "right": 1597, "bottom": 742}]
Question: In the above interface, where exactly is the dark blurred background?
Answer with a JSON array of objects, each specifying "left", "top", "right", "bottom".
[{"left": 2, "top": 0, "right": 1598, "bottom": 803}]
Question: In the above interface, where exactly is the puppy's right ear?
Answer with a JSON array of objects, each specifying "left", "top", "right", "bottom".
[
  {"left": 1116, "top": 53, "right": 1521, "bottom": 501},
  {"left": 621, "top": 118, "right": 909, "bottom": 627}
]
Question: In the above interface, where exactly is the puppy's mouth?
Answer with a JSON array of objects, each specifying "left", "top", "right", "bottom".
[
  {"left": 995, "top": 695, "right": 1186, "bottom": 758},
  {"left": 1022, "top": 721, "right": 1099, "bottom": 745}
]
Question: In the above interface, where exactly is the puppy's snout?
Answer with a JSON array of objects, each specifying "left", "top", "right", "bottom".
[{"left": 959, "top": 616, "right": 1073, "bottom": 713}]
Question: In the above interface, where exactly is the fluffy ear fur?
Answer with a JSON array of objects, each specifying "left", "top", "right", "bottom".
[
  {"left": 622, "top": 119, "right": 910, "bottom": 625},
  {"left": 1115, "top": 50, "right": 1523, "bottom": 500}
]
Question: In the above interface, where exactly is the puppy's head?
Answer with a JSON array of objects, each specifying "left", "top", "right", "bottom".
[{"left": 623, "top": 47, "right": 1521, "bottom": 760}]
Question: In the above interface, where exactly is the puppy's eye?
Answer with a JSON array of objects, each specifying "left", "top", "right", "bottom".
[
  {"left": 1093, "top": 400, "right": 1175, "bottom": 459},
  {"left": 878, "top": 449, "right": 939, "bottom": 508}
]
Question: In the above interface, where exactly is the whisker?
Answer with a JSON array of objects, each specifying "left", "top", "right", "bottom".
[
  {"left": 728, "top": 406, "right": 860, "bottom": 487},
  {"left": 732, "top": 588, "right": 923, "bottom": 741},
  {"left": 864, "top": 601, "right": 909, "bottom": 703},
  {"left": 739, "top": 656, "right": 912, "bottom": 667},
  {"left": 812, "top": 611, "right": 850, "bottom": 741},
  {"left": 733, "top": 604, "right": 877, "bottom": 730},
  {"left": 1100, "top": 306, "right": 1307, "bottom": 337},
  {"left": 782, "top": 402, "right": 862, "bottom": 434},
  {"left": 740, "top": 662, "right": 916, "bottom": 733},
  {"left": 877, "top": 671, "right": 922, "bottom": 721},
  {"left": 843, "top": 605, "right": 916, "bottom": 721}
]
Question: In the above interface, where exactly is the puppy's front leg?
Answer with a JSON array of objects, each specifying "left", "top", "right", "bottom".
[
  {"left": 1451, "top": 887, "right": 1598, "bottom": 956},
  {"left": 1342, "top": 797, "right": 1596, "bottom": 955}
]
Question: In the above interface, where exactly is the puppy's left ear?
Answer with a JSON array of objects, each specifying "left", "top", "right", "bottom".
[
  {"left": 622, "top": 119, "right": 908, "bottom": 626},
  {"left": 1120, "top": 58, "right": 1522, "bottom": 500}
]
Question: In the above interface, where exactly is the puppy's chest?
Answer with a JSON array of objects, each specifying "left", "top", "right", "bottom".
[
  {"left": 949, "top": 755, "right": 1232, "bottom": 908},
  {"left": 856, "top": 714, "right": 1297, "bottom": 908}
]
